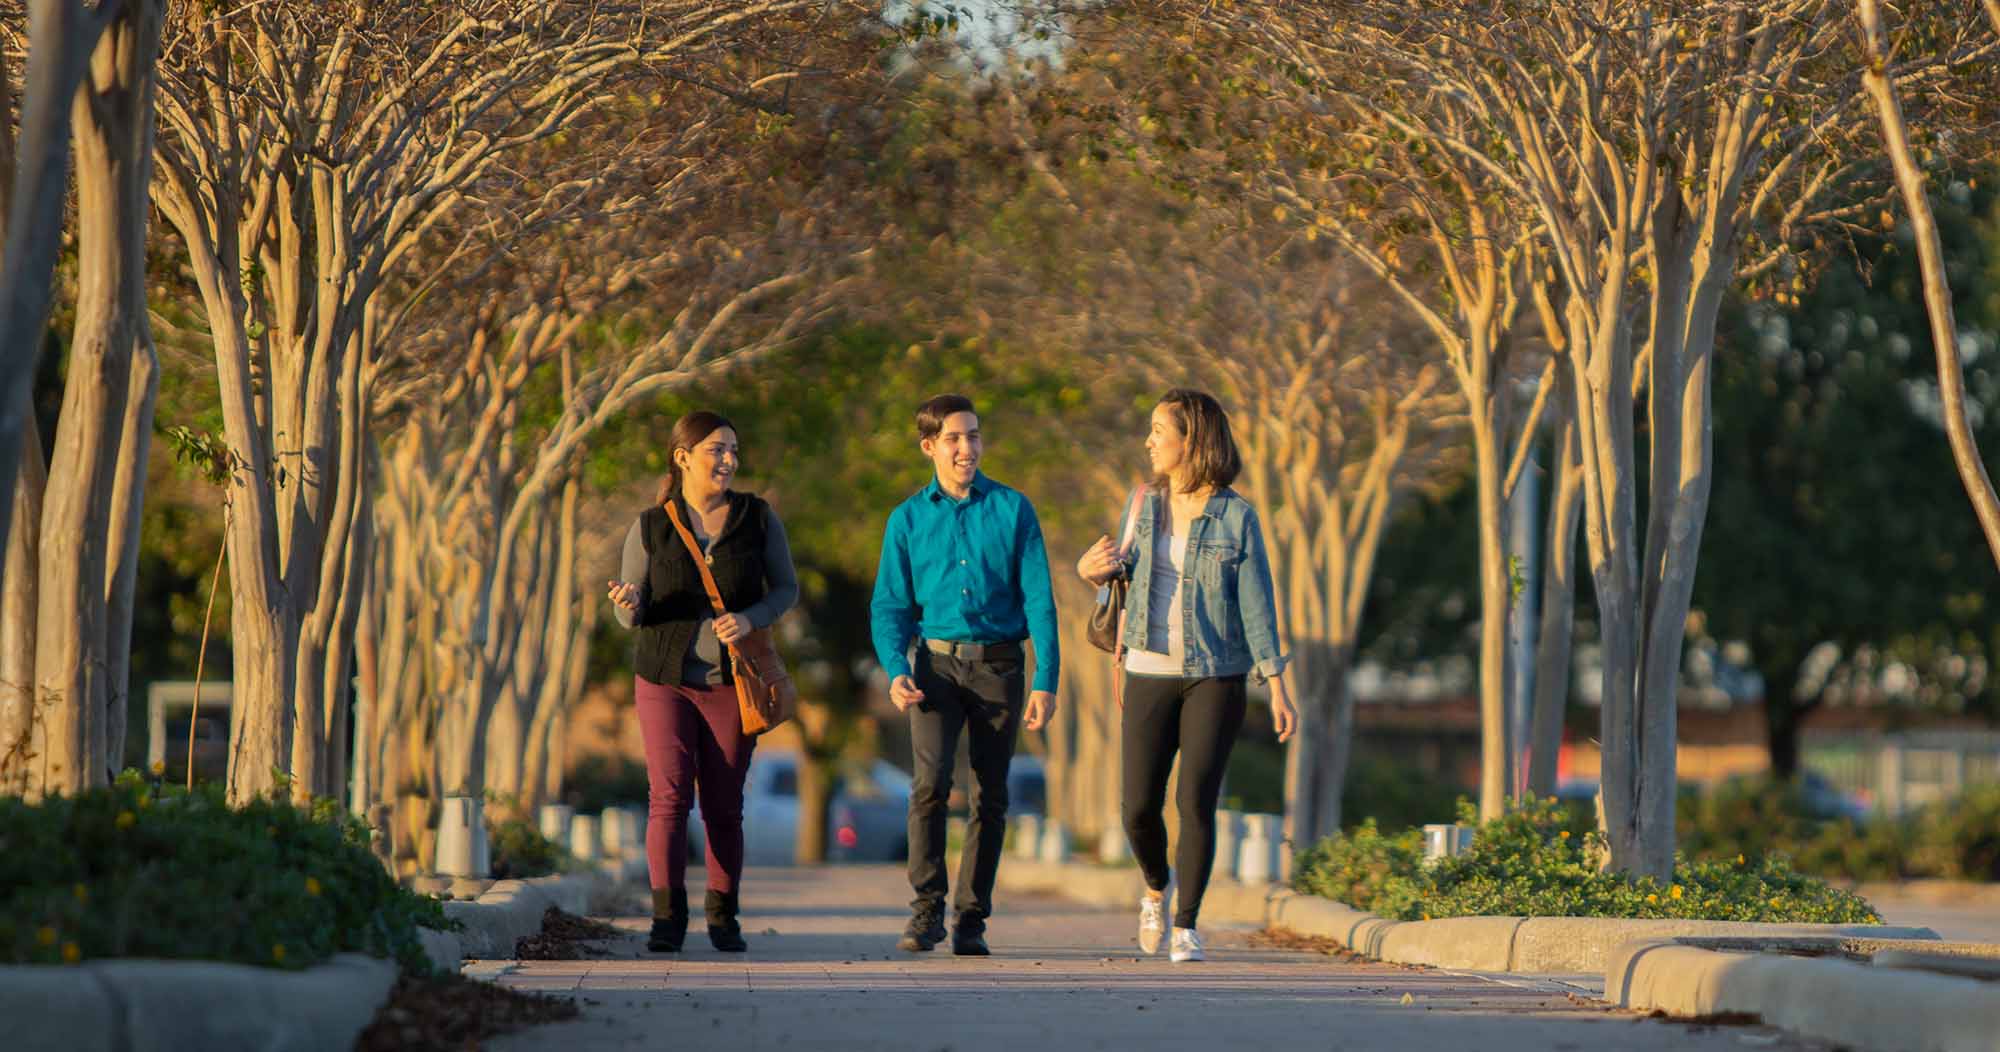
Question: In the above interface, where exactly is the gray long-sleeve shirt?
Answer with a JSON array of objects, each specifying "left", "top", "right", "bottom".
[{"left": 615, "top": 502, "right": 799, "bottom": 686}]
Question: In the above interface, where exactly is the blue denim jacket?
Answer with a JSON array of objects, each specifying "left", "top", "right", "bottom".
[{"left": 1110, "top": 486, "right": 1288, "bottom": 682}]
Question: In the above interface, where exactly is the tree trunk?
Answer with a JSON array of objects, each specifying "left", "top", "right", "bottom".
[
  {"left": 1471, "top": 394, "right": 1513, "bottom": 820},
  {"left": 1526, "top": 401, "right": 1582, "bottom": 798},
  {"left": 796, "top": 747, "right": 835, "bottom": 865},
  {"left": 1858, "top": 0, "right": 2000, "bottom": 571},
  {"left": 35, "top": 4, "right": 162, "bottom": 793},
  {"left": 0, "top": 2, "right": 104, "bottom": 574},
  {"left": 1285, "top": 651, "right": 1355, "bottom": 840},
  {"left": 92, "top": 3, "right": 166, "bottom": 778},
  {"left": 1759, "top": 656, "right": 1821, "bottom": 780},
  {"left": 102, "top": 344, "right": 159, "bottom": 776},
  {"left": 1571, "top": 310, "right": 1643, "bottom": 874},
  {"left": 0, "top": 428, "right": 44, "bottom": 795}
]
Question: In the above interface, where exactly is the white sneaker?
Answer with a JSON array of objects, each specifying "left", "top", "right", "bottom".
[
  {"left": 1169, "top": 927, "right": 1204, "bottom": 963},
  {"left": 1137, "top": 894, "right": 1167, "bottom": 955}
]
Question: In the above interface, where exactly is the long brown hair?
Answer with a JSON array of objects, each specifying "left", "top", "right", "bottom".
[
  {"left": 1153, "top": 388, "right": 1241, "bottom": 494},
  {"left": 657, "top": 410, "right": 738, "bottom": 505}
]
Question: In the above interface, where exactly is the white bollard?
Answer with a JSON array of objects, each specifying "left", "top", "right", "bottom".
[
  {"left": 570, "top": 814, "right": 602, "bottom": 864},
  {"left": 435, "top": 795, "right": 488, "bottom": 878},
  {"left": 1421, "top": 823, "right": 1475, "bottom": 867},
  {"left": 1013, "top": 814, "right": 1043, "bottom": 860},
  {"left": 1038, "top": 819, "right": 1069, "bottom": 864},
  {"left": 1236, "top": 813, "right": 1275, "bottom": 884},
  {"left": 599, "top": 807, "right": 627, "bottom": 858},
  {"left": 1212, "top": 809, "right": 1244, "bottom": 881},
  {"left": 538, "top": 804, "right": 574, "bottom": 847},
  {"left": 1097, "top": 829, "right": 1131, "bottom": 865},
  {"left": 618, "top": 805, "right": 648, "bottom": 882}
]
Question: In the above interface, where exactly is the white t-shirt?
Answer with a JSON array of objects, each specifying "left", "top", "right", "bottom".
[{"left": 1125, "top": 524, "right": 1190, "bottom": 677}]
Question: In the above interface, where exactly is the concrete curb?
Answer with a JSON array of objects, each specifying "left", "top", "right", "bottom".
[
  {"left": 2, "top": 952, "right": 396, "bottom": 1052},
  {"left": 998, "top": 859, "right": 1941, "bottom": 973},
  {"left": 1608, "top": 937, "right": 2000, "bottom": 1052},
  {"left": 440, "top": 872, "right": 600, "bottom": 960}
]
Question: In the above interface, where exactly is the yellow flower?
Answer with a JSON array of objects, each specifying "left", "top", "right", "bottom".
[
  {"left": 1559, "top": 830, "right": 1571, "bottom": 839},
  {"left": 149, "top": 760, "right": 165, "bottom": 776},
  {"left": 272, "top": 944, "right": 287, "bottom": 963},
  {"left": 305, "top": 877, "right": 322, "bottom": 897},
  {"left": 62, "top": 942, "right": 81, "bottom": 964},
  {"left": 1670, "top": 885, "right": 1684, "bottom": 901},
  {"left": 1769, "top": 897, "right": 1782, "bottom": 908},
  {"left": 1736, "top": 854, "right": 1746, "bottom": 865},
  {"left": 72, "top": 884, "right": 89, "bottom": 904},
  {"left": 115, "top": 811, "right": 136, "bottom": 830},
  {"left": 1645, "top": 893, "right": 1658, "bottom": 904},
  {"left": 36, "top": 926, "right": 57, "bottom": 947}
]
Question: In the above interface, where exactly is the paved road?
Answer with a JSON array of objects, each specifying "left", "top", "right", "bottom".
[
  {"left": 488, "top": 865, "right": 1829, "bottom": 1052},
  {"left": 1867, "top": 896, "right": 2000, "bottom": 943}
]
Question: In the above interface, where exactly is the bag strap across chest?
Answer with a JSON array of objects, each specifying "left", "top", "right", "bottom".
[{"left": 665, "top": 502, "right": 732, "bottom": 620}]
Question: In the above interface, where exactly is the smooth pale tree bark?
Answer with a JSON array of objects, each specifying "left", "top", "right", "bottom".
[
  {"left": 1525, "top": 356, "right": 1584, "bottom": 797},
  {"left": 0, "top": 426, "right": 43, "bottom": 795},
  {"left": 1046, "top": 595, "right": 1122, "bottom": 846},
  {"left": 0, "top": 0, "right": 164, "bottom": 797},
  {"left": 0, "top": 0, "right": 111, "bottom": 580},
  {"left": 1250, "top": 0, "right": 1994, "bottom": 878},
  {"left": 1856, "top": 0, "right": 2000, "bottom": 571},
  {"left": 150, "top": 0, "right": 848, "bottom": 804},
  {"left": 1293, "top": 187, "right": 1535, "bottom": 824},
  {"left": 42, "top": 0, "right": 163, "bottom": 790}
]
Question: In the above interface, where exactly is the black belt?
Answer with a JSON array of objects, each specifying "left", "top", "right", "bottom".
[{"left": 923, "top": 638, "right": 1023, "bottom": 661}]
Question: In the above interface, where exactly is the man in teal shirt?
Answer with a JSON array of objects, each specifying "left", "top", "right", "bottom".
[{"left": 872, "top": 393, "right": 1059, "bottom": 956}]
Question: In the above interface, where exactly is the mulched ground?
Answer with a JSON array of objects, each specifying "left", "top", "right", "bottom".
[
  {"left": 353, "top": 974, "right": 579, "bottom": 1052},
  {"left": 1249, "top": 926, "right": 1369, "bottom": 960},
  {"left": 355, "top": 907, "right": 629, "bottom": 1050},
  {"left": 514, "top": 906, "right": 626, "bottom": 960}
]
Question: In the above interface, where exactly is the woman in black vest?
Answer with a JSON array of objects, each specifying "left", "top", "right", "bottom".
[{"left": 608, "top": 411, "right": 798, "bottom": 953}]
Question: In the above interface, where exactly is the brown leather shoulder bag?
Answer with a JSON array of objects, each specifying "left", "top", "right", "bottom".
[{"left": 666, "top": 502, "right": 797, "bottom": 736}]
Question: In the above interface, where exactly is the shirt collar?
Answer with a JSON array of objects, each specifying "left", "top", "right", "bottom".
[{"left": 925, "top": 471, "right": 991, "bottom": 504}]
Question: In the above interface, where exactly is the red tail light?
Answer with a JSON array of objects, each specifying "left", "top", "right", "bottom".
[{"left": 836, "top": 826, "right": 859, "bottom": 849}]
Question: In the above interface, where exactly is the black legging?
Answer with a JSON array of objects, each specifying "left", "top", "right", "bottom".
[{"left": 1120, "top": 673, "right": 1248, "bottom": 929}]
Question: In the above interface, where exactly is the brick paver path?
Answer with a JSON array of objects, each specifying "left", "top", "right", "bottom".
[{"left": 488, "top": 864, "right": 1826, "bottom": 1052}]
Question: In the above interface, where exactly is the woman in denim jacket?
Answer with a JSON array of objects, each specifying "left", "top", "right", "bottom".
[{"left": 1076, "top": 388, "right": 1299, "bottom": 963}]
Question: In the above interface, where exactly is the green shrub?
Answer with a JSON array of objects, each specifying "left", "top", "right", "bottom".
[
  {"left": 1677, "top": 776, "right": 2000, "bottom": 883},
  {"left": 563, "top": 754, "right": 648, "bottom": 815},
  {"left": 1909, "top": 785, "right": 2000, "bottom": 881},
  {"left": 489, "top": 820, "right": 574, "bottom": 880},
  {"left": 1291, "top": 819, "right": 1426, "bottom": 919},
  {"left": 0, "top": 773, "right": 454, "bottom": 973},
  {"left": 1294, "top": 797, "right": 1881, "bottom": 924}
]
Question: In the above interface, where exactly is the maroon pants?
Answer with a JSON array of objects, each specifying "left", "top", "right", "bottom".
[{"left": 633, "top": 676, "right": 754, "bottom": 895}]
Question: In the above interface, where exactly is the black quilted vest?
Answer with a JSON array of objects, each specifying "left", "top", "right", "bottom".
[{"left": 633, "top": 493, "right": 770, "bottom": 687}]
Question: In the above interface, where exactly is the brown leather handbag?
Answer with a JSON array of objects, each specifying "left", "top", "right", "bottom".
[
  {"left": 1085, "top": 487, "right": 1149, "bottom": 653},
  {"left": 666, "top": 502, "right": 797, "bottom": 736}
]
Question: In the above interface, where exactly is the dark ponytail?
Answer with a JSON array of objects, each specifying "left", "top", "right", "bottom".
[{"left": 656, "top": 410, "right": 737, "bottom": 505}]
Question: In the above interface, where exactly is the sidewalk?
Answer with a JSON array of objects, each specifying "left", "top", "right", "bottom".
[{"left": 487, "top": 864, "right": 1832, "bottom": 1052}]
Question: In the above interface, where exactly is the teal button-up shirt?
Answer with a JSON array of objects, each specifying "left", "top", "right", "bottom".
[{"left": 870, "top": 472, "right": 1060, "bottom": 693}]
